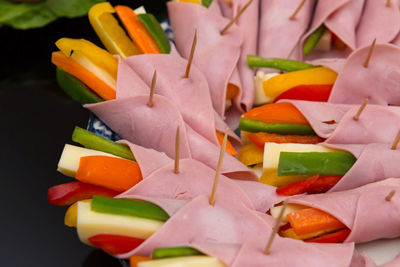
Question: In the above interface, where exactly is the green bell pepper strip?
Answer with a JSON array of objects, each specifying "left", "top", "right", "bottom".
[
  {"left": 91, "top": 196, "right": 170, "bottom": 222},
  {"left": 303, "top": 24, "right": 326, "bottom": 56},
  {"left": 137, "top": 14, "right": 171, "bottom": 54},
  {"left": 56, "top": 67, "right": 103, "bottom": 105},
  {"left": 202, "top": 0, "right": 213, "bottom": 7},
  {"left": 277, "top": 152, "right": 356, "bottom": 176},
  {"left": 239, "top": 118, "right": 316, "bottom": 135},
  {"left": 247, "top": 55, "right": 316, "bottom": 72},
  {"left": 152, "top": 246, "right": 204, "bottom": 259},
  {"left": 72, "top": 126, "right": 135, "bottom": 161}
]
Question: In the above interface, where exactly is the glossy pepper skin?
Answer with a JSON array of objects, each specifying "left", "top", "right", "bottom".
[
  {"left": 137, "top": 13, "right": 171, "bottom": 54},
  {"left": 239, "top": 118, "right": 316, "bottom": 135},
  {"left": 152, "top": 246, "right": 203, "bottom": 259},
  {"left": 304, "top": 24, "right": 327, "bottom": 56},
  {"left": 247, "top": 55, "right": 316, "bottom": 72},
  {"left": 248, "top": 132, "right": 323, "bottom": 149},
  {"left": 276, "top": 175, "right": 342, "bottom": 196},
  {"left": 47, "top": 181, "right": 118, "bottom": 206},
  {"left": 274, "top": 84, "right": 333, "bottom": 103},
  {"left": 89, "top": 234, "right": 145, "bottom": 255}
]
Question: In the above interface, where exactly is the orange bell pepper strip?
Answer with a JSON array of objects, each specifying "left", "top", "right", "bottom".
[
  {"left": 306, "top": 228, "right": 350, "bottom": 243},
  {"left": 216, "top": 131, "right": 238, "bottom": 156},
  {"left": 115, "top": 5, "right": 161, "bottom": 54},
  {"left": 243, "top": 102, "right": 309, "bottom": 125},
  {"left": 130, "top": 256, "right": 152, "bottom": 267},
  {"left": 287, "top": 208, "right": 347, "bottom": 236},
  {"left": 75, "top": 156, "right": 143, "bottom": 192},
  {"left": 88, "top": 2, "right": 141, "bottom": 58},
  {"left": 247, "top": 132, "right": 323, "bottom": 149},
  {"left": 52, "top": 52, "right": 116, "bottom": 100}
]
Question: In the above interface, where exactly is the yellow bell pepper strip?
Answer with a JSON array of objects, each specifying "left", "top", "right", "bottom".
[
  {"left": 72, "top": 126, "right": 135, "bottom": 160},
  {"left": 238, "top": 143, "right": 263, "bottom": 166},
  {"left": 56, "top": 67, "right": 103, "bottom": 105},
  {"left": 88, "top": 2, "right": 140, "bottom": 58},
  {"left": 304, "top": 24, "right": 327, "bottom": 56},
  {"left": 259, "top": 169, "right": 308, "bottom": 188},
  {"left": 64, "top": 199, "right": 91, "bottom": 227},
  {"left": 137, "top": 14, "right": 171, "bottom": 54},
  {"left": 262, "top": 67, "right": 337, "bottom": 102},
  {"left": 115, "top": 5, "right": 161, "bottom": 54}
]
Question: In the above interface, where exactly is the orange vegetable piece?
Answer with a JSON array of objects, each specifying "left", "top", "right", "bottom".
[
  {"left": 75, "top": 156, "right": 142, "bottom": 192},
  {"left": 248, "top": 132, "right": 323, "bottom": 149},
  {"left": 216, "top": 131, "right": 238, "bottom": 157},
  {"left": 287, "top": 208, "right": 346, "bottom": 236},
  {"left": 115, "top": 5, "right": 161, "bottom": 54},
  {"left": 243, "top": 102, "right": 309, "bottom": 125},
  {"left": 226, "top": 83, "right": 239, "bottom": 100},
  {"left": 52, "top": 51, "right": 116, "bottom": 100},
  {"left": 130, "top": 255, "right": 151, "bottom": 267}
]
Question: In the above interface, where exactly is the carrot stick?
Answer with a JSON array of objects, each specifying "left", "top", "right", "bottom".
[
  {"left": 75, "top": 156, "right": 143, "bottom": 192},
  {"left": 52, "top": 52, "right": 116, "bottom": 100},
  {"left": 130, "top": 255, "right": 151, "bottom": 267},
  {"left": 216, "top": 131, "right": 237, "bottom": 156},
  {"left": 287, "top": 208, "right": 346, "bottom": 235},
  {"left": 115, "top": 6, "right": 161, "bottom": 54},
  {"left": 243, "top": 102, "right": 309, "bottom": 125}
]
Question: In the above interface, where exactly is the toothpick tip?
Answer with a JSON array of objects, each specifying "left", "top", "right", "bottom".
[
  {"left": 363, "top": 38, "right": 376, "bottom": 68},
  {"left": 353, "top": 99, "right": 368, "bottom": 121},
  {"left": 385, "top": 190, "right": 396, "bottom": 201}
]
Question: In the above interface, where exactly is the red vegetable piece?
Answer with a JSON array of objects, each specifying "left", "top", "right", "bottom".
[
  {"left": 274, "top": 84, "right": 333, "bottom": 103},
  {"left": 305, "top": 175, "right": 342, "bottom": 194},
  {"left": 276, "top": 175, "right": 342, "bottom": 196},
  {"left": 89, "top": 234, "right": 145, "bottom": 255},
  {"left": 47, "top": 181, "right": 119, "bottom": 206},
  {"left": 248, "top": 132, "right": 324, "bottom": 149},
  {"left": 306, "top": 228, "right": 351, "bottom": 243}
]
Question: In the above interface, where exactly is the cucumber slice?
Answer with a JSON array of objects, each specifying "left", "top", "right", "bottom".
[
  {"left": 152, "top": 246, "right": 204, "bottom": 259},
  {"left": 239, "top": 118, "right": 315, "bottom": 135}
]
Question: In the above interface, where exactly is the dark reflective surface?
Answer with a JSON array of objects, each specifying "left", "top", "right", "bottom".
[{"left": 0, "top": 1, "right": 166, "bottom": 266}]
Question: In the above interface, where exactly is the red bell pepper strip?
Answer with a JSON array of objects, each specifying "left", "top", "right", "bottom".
[
  {"left": 306, "top": 228, "right": 351, "bottom": 243},
  {"left": 276, "top": 175, "right": 342, "bottom": 196},
  {"left": 274, "top": 84, "right": 333, "bottom": 103},
  {"left": 47, "top": 181, "right": 119, "bottom": 206},
  {"left": 248, "top": 132, "right": 324, "bottom": 149},
  {"left": 88, "top": 234, "right": 145, "bottom": 255}
]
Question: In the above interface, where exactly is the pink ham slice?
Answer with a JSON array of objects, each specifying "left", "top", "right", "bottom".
[
  {"left": 86, "top": 95, "right": 256, "bottom": 180},
  {"left": 299, "top": 0, "right": 364, "bottom": 60},
  {"left": 116, "top": 194, "right": 273, "bottom": 258},
  {"left": 167, "top": 1, "right": 243, "bottom": 118},
  {"left": 328, "top": 44, "right": 400, "bottom": 105},
  {"left": 258, "top": 0, "right": 316, "bottom": 62},
  {"left": 288, "top": 178, "right": 400, "bottom": 244},
  {"left": 356, "top": 0, "right": 400, "bottom": 48},
  {"left": 231, "top": 237, "right": 356, "bottom": 267}
]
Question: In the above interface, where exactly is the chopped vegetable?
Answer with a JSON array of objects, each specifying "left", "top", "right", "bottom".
[
  {"left": 89, "top": 234, "right": 145, "bottom": 255},
  {"left": 306, "top": 228, "right": 350, "bottom": 243},
  {"left": 259, "top": 169, "right": 308, "bottom": 188},
  {"left": 64, "top": 199, "right": 91, "bottom": 227},
  {"left": 247, "top": 55, "right": 316, "bottom": 72},
  {"left": 75, "top": 155, "right": 143, "bottom": 192},
  {"left": 216, "top": 131, "right": 237, "bottom": 156},
  {"left": 303, "top": 24, "right": 327, "bottom": 56},
  {"left": 274, "top": 84, "right": 333, "bottom": 103},
  {"left": 238, "top": 143, "right": 264, "bottom": 166},
  {"left": 72, "top": 126, "right": 135, "bottom": 160},
  {"left": 137, "top": 14, "right": 171, "bottom": 53},
  {"left": 152, "top": 246, "right": 203, "bottom": 259},
  {"left": 277, "top": 152, "right": 356, "bottom": 176},
  {"left": 130, "top": 256, "right": 152, "bottom": 267},
  {"left": 239, "top": 118, "right": 315, "bottom": 135},
  {"left": 276, "top": 175, "right": 342, "bottom": 196},
  {"left": 248, "top": 132, "right": 323, "bottom": 149}
]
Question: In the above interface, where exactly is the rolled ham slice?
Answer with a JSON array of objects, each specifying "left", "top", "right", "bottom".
[
  {"left": 86, "top": 95, "right": 256, "bottom": 180},
  {"left": 328, "top": 44, "right": 400, "bottom": 105},
  {"left": 356, "top": 0, "right": 400, "bottom": 48},
  {"left": 167, "top": 1, "right": 243, "bottom": 119},
  {"left": 288, "top": 178, "right": 400, "bottom": 244},
  {"left": 258, "top": 0, "right": 316, "bottom": 62},
  {"left": 116, "top": 194, "right": 272, "bottom": 259},
  {"left": 299, "top": 0, "right": 364, "bottom": 60},
  {"left": 231, "top": 237, "right": 356, "bottom": 267}
]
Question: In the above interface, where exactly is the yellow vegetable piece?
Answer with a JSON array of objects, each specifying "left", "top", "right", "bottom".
[
  {"left": 64, "top": 199, "right": 91, "bottom": 228},
  {"left": 262, "top": 67, "right": 337, "bottom": 101},
  {"left": 176, "top": 0, "right": 201, "bottom": 4},
  {"left": 88, "top": 2, "right": 141, "bottom": 58},
  {"left": 281, "top": 227, "right": 338, "bottom": 241},
  {"left": 259, "top": 168, "right": 308, "bottom": 187},
  {"left": 238, "top": 143, "right": 264, "bottom": 166}
]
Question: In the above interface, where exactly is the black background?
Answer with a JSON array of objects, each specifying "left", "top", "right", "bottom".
[{"left": 0, "top": 1, "right": 167, "bottom": 266}]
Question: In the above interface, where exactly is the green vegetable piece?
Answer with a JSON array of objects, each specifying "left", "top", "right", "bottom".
[
  {"left": 72, "top": 126, "right": 135, "bottom": 161},
  {"left": 201, "top": 0, "right": 213, "bottom": 8},
  {"left": 239, "top": 118, "right": 315, "bottom": 135},
  {"left": 91, "top": 196, "right": 170, "bottom": 222},
  {"left": 247, "top": 55, "right": 316, "bottom": 72},
  {"left": 56, "top": 68, "right": 103, "bottom": 105},
  {"left": 137, "top": 13, "right": 171, "bottom": 54},
  {"left": 303, "top": 24, "right": 326, "bottom": 56},
  {"left": 152, "top": 246, "right": 204, "bottom": 259},
  {"left": 277, "top": 152, "right": 356, "bottom": 176}
]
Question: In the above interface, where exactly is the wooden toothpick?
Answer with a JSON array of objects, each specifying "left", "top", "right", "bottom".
[
  {"left": 386, "top": 190, "right": 396, "bottom": 201},
  {"left": 386, "top": 0, "right": 391, "bottom": 7},
  {"left": 265, "top": 199, "right": 289, "bottom": 255},
  {"left": 290, "top": 0, "right": 307, "bottom": 20},
  {"left": 209, "top": 128, "right": 229, "bottom": 206},
  {"left": 391, "top": 130, "right": 400, "bottom": 150},
  {"left": 184, "top": 29, "right": 197, "bottom": 79},
  {"left": 174, "top": 126, "right": 180, "bottom": 174},
  {"left": 147, "top": 70, "right": 157, "bottom": 107},
  {"left": 353, "top": 99, "right": 368, "bottom": 121},
  {"left": 220, "top": 0, "right": 253, "bottom": 35},
  {"left": 363, "top": 38, "right": 376, "bottom": 68}
]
